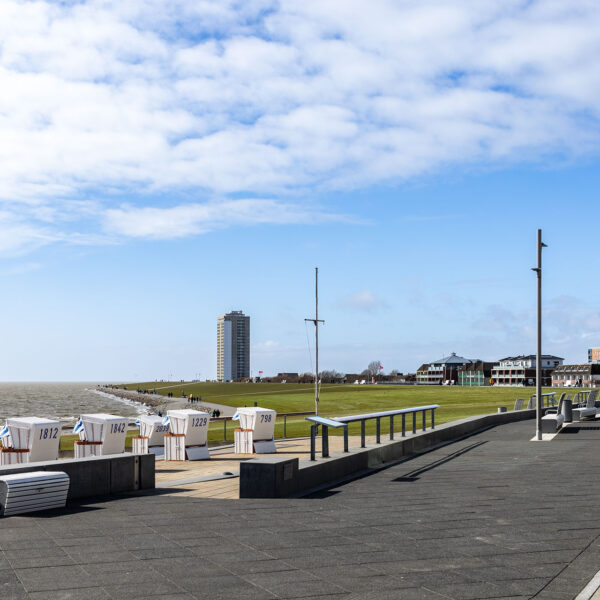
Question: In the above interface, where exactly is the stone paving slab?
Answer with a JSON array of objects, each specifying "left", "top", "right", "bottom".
[
  {"left": 155, "top": 434, "right": 385, "bottom": 499},
  {"left": 3, "top": 419, "right": 600, "bottom": 598}
]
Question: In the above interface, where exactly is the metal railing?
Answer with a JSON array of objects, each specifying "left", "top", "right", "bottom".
[
  {"left": 280, "top": 411, "right": 316, "bottom": 438},
  {"left": 306, "top": 416, "right": 348, "bottom": 460},
  {"left": 305, "top": 405, "right": 440, "bottom": 460},
  {"left": 333, "top": 405, "right": 440, "bottom": 448},
  {"left": 573, "top": 390, "right": 591, "bottom": 406},
  {"left": 528, "top": 393, "right": 557, "bottom": 409}
]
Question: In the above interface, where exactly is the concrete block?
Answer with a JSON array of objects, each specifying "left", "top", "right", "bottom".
[
  {"left": 139, "top": 453, "right": 155, "bottom": 490},
  {"left": 110, "top": 455, "right": 137, "bottom": 494},
  {"left": 240, "top": 457, "right": 298, "bottom": 498},
  {"left": 541, "top": 415, "right": 561, "bottom": 434},
  {"left": 65, "top": 459, "right": 111, "bottom": 499}
]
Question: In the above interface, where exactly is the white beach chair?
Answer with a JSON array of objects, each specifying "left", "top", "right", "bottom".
[
  {"left": 132, "top": 415, "right": 168, "bottom": 456},
  {"left": 0, "top": 418, "right": 61, "bottom": 465},
  {"left": 233, "top": 407, "right": 277, "bottom": 454},
  {"left": 164, "top": 410, "right": 210, "bottom": 461},
  {"left": 74, "top": 414, "right": 128, "bottom": 458}
]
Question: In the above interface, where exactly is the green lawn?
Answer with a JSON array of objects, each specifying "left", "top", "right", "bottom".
[{"left": 116, "top": 381, "right": 571, "bottom": 443}]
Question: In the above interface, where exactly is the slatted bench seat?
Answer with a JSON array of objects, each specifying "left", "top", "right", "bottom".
[
  {"left": 541, "top": 399, "right": 565, "bottom": 433},
  {"left": 573, "top": 406, "right": 597, "bottom": 421},
  {"left": 573, "top": 390, "right": 598, "bottom": 421},
  {"left": 0, "top": 471, "right": 69, "bottom": 517},
  {"left": 541, "top": 413, "right": 564, "bottom": 433}
]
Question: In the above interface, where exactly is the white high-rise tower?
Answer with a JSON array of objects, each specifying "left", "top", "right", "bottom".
[{"left": 217, "top": 310, "right": 250, "bottom": 382}]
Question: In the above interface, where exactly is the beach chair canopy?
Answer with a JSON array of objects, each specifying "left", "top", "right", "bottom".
[
  {"left": 234, "top": 407, "right": 276, "bottom": 441},
  {"left": 6, "top": 417, "right": 61, "bottom": 462},
  {"left": 79, "top": 414, "right": 128, "bottom": 455},
  {"left": 167, "top": 410, "right": 210, "bottom": 446},
  {"left": 138, "top": 415, "right": 168, "bottom": 445}
]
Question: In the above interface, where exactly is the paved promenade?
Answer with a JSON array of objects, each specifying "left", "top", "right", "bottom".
[
  {"left": 156, "top": 434, "right": 382, "bottom": 499},
  {"left": 2, "top": 419, "right": 600, "bottom": 599}
]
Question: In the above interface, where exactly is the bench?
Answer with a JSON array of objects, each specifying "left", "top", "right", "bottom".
[
  {"left": 572, "top": 392, "right": 597, "bottom": 421},
  {"left": 541, "top": 413, "right": 564, "bottom": 433},
  {"left": 542, "top": 398, "right": 565, "bottom": 433},
  {"left": 0, "top": 471, "right": 69, "bottom": 517}
]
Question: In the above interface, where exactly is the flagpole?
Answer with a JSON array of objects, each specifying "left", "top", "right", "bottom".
[{"left": 305, "top": 267, "right": 324, "bottom": 415}]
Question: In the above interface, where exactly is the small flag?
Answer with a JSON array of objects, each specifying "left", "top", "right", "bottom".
[
  {"left": 0, "top": 424, "right": 10, "bottom": 438},
  {"left": 73, "top": 419, "right": 84, "bottom": 434},
  {"left": 232, "top": 411, "right": 239, "bottom": 421},
  {"left": 259, "top": 371, "right": 263, "bottom": 374},
  {"left": 379, "top": 365, "right": 384, "bottom": 370},
  {"left": 162, "top": 415, "right": 170, "bottom": 426}
]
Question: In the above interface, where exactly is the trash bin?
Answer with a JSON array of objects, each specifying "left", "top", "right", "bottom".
[
  {"left": 562, "top": 398, "right": 573, "bottom": 423},
  {"left": 497, "top": 407, "right": 507, "bottom": 413},
  {"left": 132, "top": 415, "right": 168, "bottom": 456},
  {"left": 74, "top": 414, "right": 128, "bottom": 458},
  {"left": 1, "top": 418, "right": 61, "bottom": 465},
  {"left": 233, "top": 407, "right": 277, "bottom": 454},
  {"left": 164, "top": 410, "right": 210, "bottom": 461}
]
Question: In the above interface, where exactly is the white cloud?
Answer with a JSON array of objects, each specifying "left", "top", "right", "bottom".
[
  {"left": 0, "top": 211, "right": 58, "bottom": 256},
  {"left": 470, "top": 295, "right": 600, "bottom": 363},
  {"left": 104, "top": 198, "right": 352, "bottom": 239},
  {"left": 0, "top": 0, "right": 598, "bottom": 249}
]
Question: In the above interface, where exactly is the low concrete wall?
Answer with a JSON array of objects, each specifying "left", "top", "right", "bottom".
[
  {"left": 0, "top": 453, "right": 155, "bottom": 500},
  {"left": 240, "top": 409, "right": 535, "bottom": 498}
]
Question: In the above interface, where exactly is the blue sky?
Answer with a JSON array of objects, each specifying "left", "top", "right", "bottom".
[{"left": 0, "top": 0, "right": 599, "bottom": 380}]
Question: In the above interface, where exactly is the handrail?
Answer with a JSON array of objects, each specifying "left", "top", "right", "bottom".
[
  {"left": 305, "top": 405, "right": 439, "bottom": 460},
  {"left": 306, "top": 416, "right": 347, "bottom": 428},
  {"left": 333, "top": 405, "right": 440, "bottom": 422},
  {"left": 306, "top": 416, "right": 349, "bottom": 459},
  {"left": 335, "top": 405, "right": 439, "bottom": 448}
]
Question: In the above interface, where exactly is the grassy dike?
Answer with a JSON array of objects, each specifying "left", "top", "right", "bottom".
[{"left": 105, "top": 382, "right": 566, "bottom": 444}]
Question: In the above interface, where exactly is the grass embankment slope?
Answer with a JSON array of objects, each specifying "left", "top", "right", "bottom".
[{"left": 119, "top": 382, "right": 556, "bottom": 443}]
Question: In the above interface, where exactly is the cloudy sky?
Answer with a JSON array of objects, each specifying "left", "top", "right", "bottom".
[{"left": 1, "top": 0, "right": 599, "bottom": 380}]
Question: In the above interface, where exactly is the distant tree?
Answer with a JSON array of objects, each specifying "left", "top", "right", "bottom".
[
  {"left": 319, "top": 369, "right": 343, "bottom": 381},
  {"left": 367, "top": 361, "right": 382, "bottom": 378},
  {"left": 300, "top": 372, "right": 315, "bottom": 383}
]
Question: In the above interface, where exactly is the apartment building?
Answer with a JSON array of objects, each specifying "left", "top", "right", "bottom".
[
  {"left": 416, "top": 353, "right": 476, "bottom": 385},
  {"left": 552, "top": 364, "right": 600, "bottom": 387},
  {"left": 490, "top": 355, "right": 563, "bottom": 386},
  {"left": 217, "top": 310, "right": 250, "bottom": 382},
  {"left": 588, "top": 348, "right": 600, "bottom": 363}
]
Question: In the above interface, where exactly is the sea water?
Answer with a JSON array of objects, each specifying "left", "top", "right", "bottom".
[{"left": 0, "top": 382, "right": 146, "bottom": 425}]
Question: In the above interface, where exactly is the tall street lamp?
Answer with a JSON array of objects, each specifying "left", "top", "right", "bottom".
[{"left": 531, "top": 229, "right": 547, "bottom": 440}]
